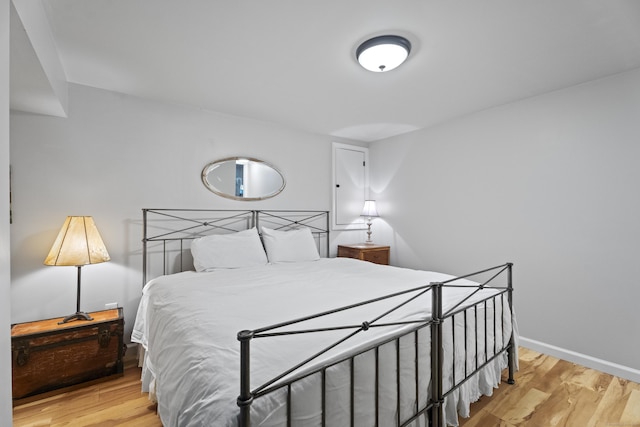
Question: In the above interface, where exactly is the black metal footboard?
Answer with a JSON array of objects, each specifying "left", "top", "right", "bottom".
[
  {"left": 430, "top": 263, "right": 516, "bottom": 427},
  {"left": 237, "top": 263, "right": 515, "bottom": 427}
]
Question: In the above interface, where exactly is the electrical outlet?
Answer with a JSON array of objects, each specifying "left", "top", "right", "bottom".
[{"left": 105, "top": 302, "right": 118, "bottom": 310}]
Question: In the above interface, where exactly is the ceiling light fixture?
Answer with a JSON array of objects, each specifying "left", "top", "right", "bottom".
[{"left": 356, "top": 35, "right": 411, "bottom": 72}]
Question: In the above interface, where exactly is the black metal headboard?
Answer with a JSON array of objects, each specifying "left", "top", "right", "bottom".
[{"left": 142, "top": 209, "right": 330, "bottom": 284}]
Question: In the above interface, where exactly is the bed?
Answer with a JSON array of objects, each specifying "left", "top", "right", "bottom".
[{"left": 132, "top": 209, "right": 517, "bottom": 427}]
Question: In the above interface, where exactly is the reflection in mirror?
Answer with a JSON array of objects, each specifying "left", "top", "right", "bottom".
[{"left": 202, "top": 157, "right": 286, "bottom": 201}]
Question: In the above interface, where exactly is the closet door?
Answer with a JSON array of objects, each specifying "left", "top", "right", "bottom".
[{"left": 332, "top": 143, "right": 369, "bottom": 230}]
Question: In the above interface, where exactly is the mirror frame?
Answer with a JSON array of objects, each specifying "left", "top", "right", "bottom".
[{"left": 201, "top": 157, "right": 286, "bottom": 201}]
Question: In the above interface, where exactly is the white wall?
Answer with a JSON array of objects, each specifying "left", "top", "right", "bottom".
[
  {"left": 1, "top": 0, "right": 12, "bottom": 423},
  {"left": 370, "top": 68, "right": 640, "bottom": 379},
  {"left": 11, "top": 54, "right": 638, "bottom": 415},
  {"left": 9, "top": 83, "right": 347, "bottom": 344}
]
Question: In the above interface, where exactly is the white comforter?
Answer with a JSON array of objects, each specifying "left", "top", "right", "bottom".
[{"left": 132, "top": 258, "right": 514, "bottom": 427}]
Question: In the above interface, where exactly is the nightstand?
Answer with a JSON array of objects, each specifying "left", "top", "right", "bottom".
[
  {"left": 337, "top": 243, "right": 390, "bottom": 265},
  {"left": 11, "top": 308, "right": 125, "bottom": 404}
]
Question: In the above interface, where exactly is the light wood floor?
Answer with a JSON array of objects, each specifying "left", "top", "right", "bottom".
[
  {"left": 12, "top": 347, "right": 640, "bottom": 426},
  {"left": 12, "top": 359, "right": 162, "bottom": 427},
  {"left": 459, "top": 347, "right": 640, "bottom": 427}
]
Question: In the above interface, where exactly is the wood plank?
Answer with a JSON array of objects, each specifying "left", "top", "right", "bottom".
[
  {"left": 459, "top": 408, "right": 517, "bottom": 427},
  {"left": 587, "top": 376, "right": 636, "bottom": 427},
  {"left": 501, "top": 388, "right": 550, "bottom": 424},
  {"left": 12, "top": 309, "right": 121, "bottom": 336},
  {"left": 621, "top": 389, "right": 640, "bottom": 424}
]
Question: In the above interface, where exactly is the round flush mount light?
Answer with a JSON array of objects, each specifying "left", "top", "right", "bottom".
[{"left": 356, "top": 35, "right": 412, "bottom": 72}]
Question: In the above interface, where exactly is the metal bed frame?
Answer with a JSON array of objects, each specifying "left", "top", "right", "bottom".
[
  {"left": 141, "top": 209, "right": 516, "bottom": 427},
  {"left": 142, "top": 208, "right": 330, "bottom": 284}
]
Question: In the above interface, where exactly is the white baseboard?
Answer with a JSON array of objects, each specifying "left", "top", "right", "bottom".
[{"left": 519, "top": 336, "right": 640, "bottom": 384}]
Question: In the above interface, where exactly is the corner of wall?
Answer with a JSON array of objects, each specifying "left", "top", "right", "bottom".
[
  {"left": 519, "top": 336, "right": 640, "bottom": 383},
  {"left": 1, "top": 0, "right": 13, "bottom": 423}
]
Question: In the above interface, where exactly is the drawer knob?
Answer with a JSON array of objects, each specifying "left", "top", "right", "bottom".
[
  {"left": 16, "top": 346, "right": 30, "bottom": 366},
  {"left": 98, "top": 326, "right": 111, "bottom": 348}
]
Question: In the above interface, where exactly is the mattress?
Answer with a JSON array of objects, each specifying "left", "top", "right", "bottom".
[{"left": 132, "top": 257, "right": 515, "bottom": 426}]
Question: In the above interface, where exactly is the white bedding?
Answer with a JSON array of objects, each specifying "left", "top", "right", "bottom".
[{"left": 132, "top": 258, "right": 515, "bottom": 427}]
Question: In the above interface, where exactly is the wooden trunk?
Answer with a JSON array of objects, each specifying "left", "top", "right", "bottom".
[{"left": 11, "top": 308, "right": 125, "bottom": 404}]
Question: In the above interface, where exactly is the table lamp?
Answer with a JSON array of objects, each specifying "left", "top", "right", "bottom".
[
  {"left": 44, "top": 216, "right": 110, "bottom": 324},
  {"left": 360, "top": 200, "right": 380, "bottom": 244}
]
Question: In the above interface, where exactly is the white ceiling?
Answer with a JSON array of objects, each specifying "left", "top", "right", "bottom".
[{"left": 10, "top": 0, "right": 640, "bottom": 142}]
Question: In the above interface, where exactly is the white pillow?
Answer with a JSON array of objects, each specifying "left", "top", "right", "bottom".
[
  {"left": 191, "top": 228, "right": 267, "bottom": 271},
  {"left": 261, "top": 226, "right": 320, "bottom": 263}
]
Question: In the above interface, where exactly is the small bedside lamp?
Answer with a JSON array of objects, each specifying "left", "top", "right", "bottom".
[
  {"left": 44, "top": 216, "right": 110, "bottom": 324},
  {"left": 360, "top": 200, "right": 380, "bottom": 244}
]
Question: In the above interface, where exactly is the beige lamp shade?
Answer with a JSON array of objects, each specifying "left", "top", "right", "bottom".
[
  {"left": 360, "top": 200, "right": 380, "bottom": 218},
  {"left": 44, "top": 216, "right": 110, "bottom": 266}
]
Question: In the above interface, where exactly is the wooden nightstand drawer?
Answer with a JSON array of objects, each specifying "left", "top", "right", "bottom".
[
  {"left": 337, "top": 244, "right": 390, "bottom": 265},
  {"left": 362, "top": 250, "right": 389, "bottom": 265},
  {"left": 11, "top": 308, "right": 125, "bottom": 404}
]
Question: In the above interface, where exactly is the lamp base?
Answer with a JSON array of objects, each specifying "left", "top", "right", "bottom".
[
  {"left": 58, "top": 311, "right": 94, "bottom": 324},
  {"left": 58, "top": 266, "right": 94, "bottom": 324},
  {"left": 365, "top": 219, "right": 373, "bottom": 243}
]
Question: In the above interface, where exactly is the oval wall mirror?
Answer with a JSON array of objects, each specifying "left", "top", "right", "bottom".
[{"left": 201, "top": 157, "right": 286, "bottom": 201}]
